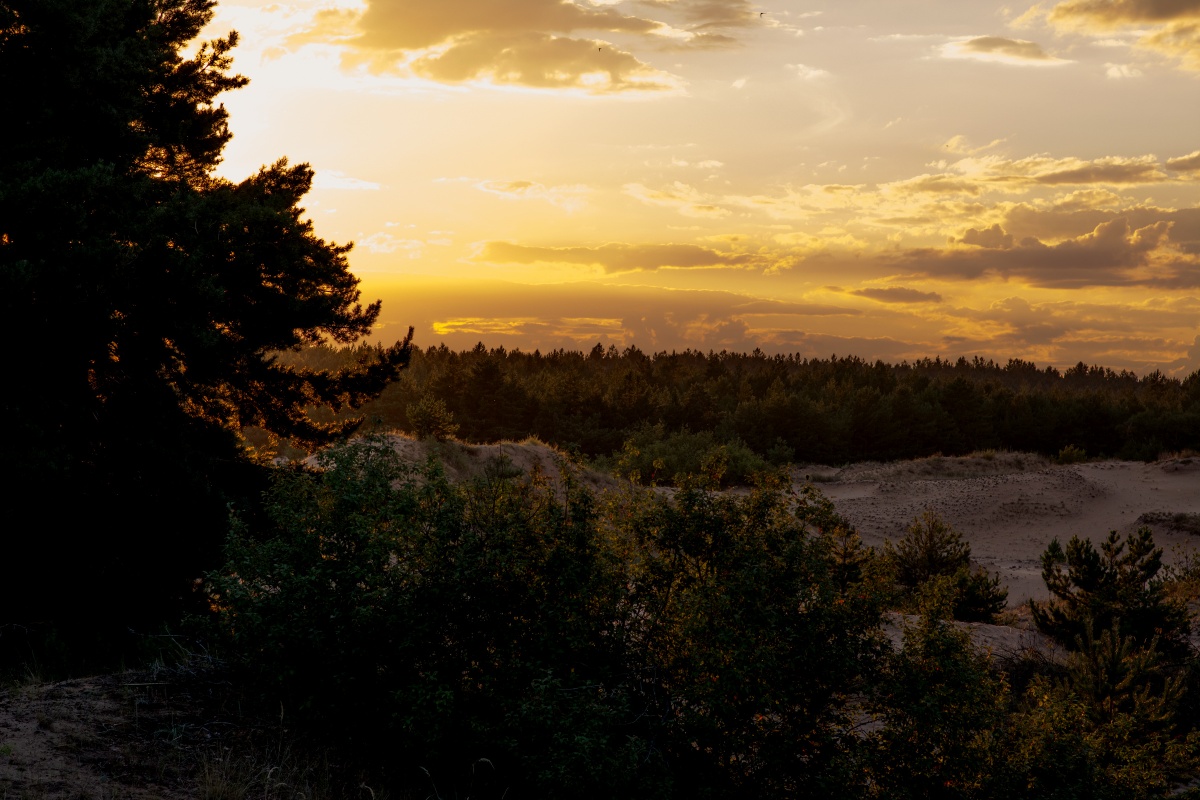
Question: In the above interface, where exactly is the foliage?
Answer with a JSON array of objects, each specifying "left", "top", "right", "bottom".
[
  {"left": 212, "top": 439, "right": 659, "bottom": 798},
  {"left": 610, "top": 471, "right": 889, "bottom": 797},
  {"left": 212, "top": 439, "right": 1200, "bottom": 797},
  {"left": 1056, "top": 444, "right": 1088, "bottom": 464},
  {"left": 886, "top": 511, "right": 1008, "bottom": 623},
  {"left": 0, "top": 0, "right": 408, "bottom": 622},
  {"left": 607, "top": 423, "right": 767, "bottom": 487},
  {"left": 867, "top": 604, "right": 1008, "bottom": 799},
  {"left": 274, "top": 344, "right": 1200, "bottom": 475},
  {"left": 1030, "top": 529, "right": 1190, "bottom": 655},
  {"left": 996, "top": 624, "right": 1200, "bottom": 799},
  {"left": 405, "top": 393, "right": 459, "bottom": 441}
]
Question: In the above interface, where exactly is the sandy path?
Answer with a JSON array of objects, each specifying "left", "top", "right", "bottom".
[{"left": 813, "top": 458, "right": 1200, "bottom": 604}]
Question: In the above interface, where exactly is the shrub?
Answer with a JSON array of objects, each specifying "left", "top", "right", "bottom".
[
  {"left": 211, "top": 438, "right": 659, "bottom": 798},
  {"left": 612, "top": 424, "right": 769, "bottom": 487},
  {"left": 1030, "top": 529, "right": 1190, "bottom": 655},
  {"left": 885, "top": 511, "right": 1008, "bottom": 622},
  {"left": 405, "top": 394, "right": 459, "bottom": 440},
  {"left": 1056, "top": 444, "right": 1088, "bottom": 464},
  {"left": 613, "top": 472, "right": 889, "bottom": 797}
]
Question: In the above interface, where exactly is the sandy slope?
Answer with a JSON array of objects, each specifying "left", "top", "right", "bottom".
[{"left": 811, "top": 455, "right": 1200, "bottom": 604}]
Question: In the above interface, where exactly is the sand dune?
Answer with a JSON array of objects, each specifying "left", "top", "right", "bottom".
[{"left": 809, "top": 454, "right": 1200, "bottom": 604}]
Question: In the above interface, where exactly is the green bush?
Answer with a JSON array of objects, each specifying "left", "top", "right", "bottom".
[
  {"left": 885, "top": 511, "right": 1008, "bottom": 622},
  {"left": 1056, "top": 444, "right": 1088, "bottom": 464},
  {"left": 613, "top": 472, "right": 890, "bottom": 797},
  {"left": 1030, "top": 529, "right": 1190, "bottom": 655},
  {"left": 211, "top": 439, "right": 659, "bottom": 798},
  {"left": 611, "top": 424, "right": 769, "bottom": 487}
]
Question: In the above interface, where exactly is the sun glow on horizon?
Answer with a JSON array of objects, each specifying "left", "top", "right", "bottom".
[{"left": 205, "top": 0, "right": 1200, "bottom": 374}]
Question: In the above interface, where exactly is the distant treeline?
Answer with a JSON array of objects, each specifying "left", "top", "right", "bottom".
[{"left": 273, "top": 343, "right": 1200, "bottom": 467}]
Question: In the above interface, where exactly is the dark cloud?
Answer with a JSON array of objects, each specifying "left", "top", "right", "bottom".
[
  {"left": 960, "top": 224, "right": 1015, "bottom": 249},
  {"left": 1167, "top": 149, "right": 1200, "bottom": 172},
  {"left": 1044, "top": 1, "right": 1200, "bottom": 70},
  {"left": 1047, "top": 0, "right": 1200, "bottom": 26},
  {"left": 898, "top": 217, "right": 1198, "bottom": 287},
  {"left": 1000, "top": 204, "right": 1200, "bottom": 247},
  {"left": 849, "top": 287, "right": 944, "bottom": 304}
]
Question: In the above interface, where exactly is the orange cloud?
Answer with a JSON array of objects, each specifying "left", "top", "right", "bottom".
[
  {"left": 476, "top": 241, "right": 763, "bottom": 272},
  {"left": 849, "top": 287, "right": 945, "bottom": 304},
  {"left": 289, "top": 0, "right": 682, "bottom": 92}
]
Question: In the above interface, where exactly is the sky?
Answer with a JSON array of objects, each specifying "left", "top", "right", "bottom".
[{"left": 201, "top": 0, "right": 1200, "bottom": 374}]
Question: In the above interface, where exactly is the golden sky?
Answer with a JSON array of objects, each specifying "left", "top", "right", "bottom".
[{"left": 204, "top": 0, "right": 1200, "bottom": 373}]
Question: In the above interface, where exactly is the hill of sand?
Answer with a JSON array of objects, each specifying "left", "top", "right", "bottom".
[{"left": 807, "top": 453, "right": 1200, "bottom": 604}]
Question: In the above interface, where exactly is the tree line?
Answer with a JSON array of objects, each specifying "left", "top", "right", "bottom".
[{"left": 269, "top": 342, "right": 1200, "bottom": 476}]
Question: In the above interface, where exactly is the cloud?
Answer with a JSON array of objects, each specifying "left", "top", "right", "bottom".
[
  {"left": 312, "top": 170, "right": 381, "bottom": 190},
  {"left": 957, "top": 154, "right": 1169, "bottom": 186},
  {"left": 354, "top": 0, "right": 660, "bottom": 51},
  {"left": 730, "top": 299, "right": 862, "bottom": 316},
  {"left": 1105, "top": 62, "right": 1144, "bottom": 77},
  {"left": 1046, "top": 0, "right": 1200, "bottom": 28},
  {"left": 899, "top": 217, "right": 1198, "bottom": 287},
  {"left": 883, "top": 173, "right": 984, "bottom": 196},
  {"left": 476, "top": 179, "right": 590, "bottom": 211},
  {"left": 624, "top": 182, "right": 730, "bottom": 218},
  {"left": 960, "top": 224, "right": 1016, "bottom": 249},
  {"left": 287, "top": 0, "right": 685, "bottom": 92},
  {"left": 1042, "top": 0, "right": 1200, "bottom": 70},
  {"left": 1137, "top": 21, "right": 1200, "bottom": 69},
  {"left": 943, "top": 135, "right": 1007, "bottom": 155},
  {"left": 1167, "top": 149, "right": 1200, "bottom": 172},
  {"left": 476, "top": 241, "right": 760, "bottom": 272},
  {"left": 790, "top": 63, "right": 831, "bottom": 80},
  {"left": 372, "top": 280, "right": 862, "bottom": 355},
  {"left": 660, "top": 0, "right": 762, "bottom": 30},
  {"left": 999, "top": 202, "right": 1200, "bottom": 245},
  {"left": 849, "top": 287, "right": 945, "bottom": 304},
  {"left": 941, "top": 36, "right": 1070, "bottom": 65}
]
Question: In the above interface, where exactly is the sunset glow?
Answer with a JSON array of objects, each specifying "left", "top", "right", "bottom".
[{"left": 204, "top": 0, "right": 1200, "bottom": 373}]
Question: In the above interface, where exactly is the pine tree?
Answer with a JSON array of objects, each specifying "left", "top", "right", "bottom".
[
  {"left": 0, "top": 0, "right": 409, "bottom": 623},
  {"left": 1030, "top": 530, "right": 1190, "bottom": 655}
]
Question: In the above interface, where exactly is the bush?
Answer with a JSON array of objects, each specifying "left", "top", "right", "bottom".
[
  {"left": 614, "top": 471, "right": 889, "bottom": 797},
  {"left": 1056, "top": 444, "right": 1088, "bottom": 464},
  {"left": 611, "top": 424, "right": 769, "bottom": 487},
  {"left": 1030, "top": 529, "right": 1190, "bottom": 655},
  {"left": 211, "top": 438, "right": 659, "bottom": 798},
  {"left": 885, "top": 511, "right": 1008, "bottom": 622}
]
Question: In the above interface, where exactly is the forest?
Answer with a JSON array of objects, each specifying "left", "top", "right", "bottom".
[
  {"left": 4, "top": 1, "right": 1200, "bottom": 798},
  {"left": 263, "top": 342, "right": 1200, "bottom": 481}
]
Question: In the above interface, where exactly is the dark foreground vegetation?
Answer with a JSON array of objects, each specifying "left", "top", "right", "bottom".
[
  {"left": 6, "top": 1, "right": 1200, "bottom": 798},
  {"left": 205, "top": 438, "right": 1200, "bottom": 799},
  {"left": 267, "top": 343, "right": 1200, "bottom": 483}
]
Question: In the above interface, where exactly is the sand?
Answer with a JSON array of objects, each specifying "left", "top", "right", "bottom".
[{"left": 808, "top": 454, "right": 1200, "bottom": 604}]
